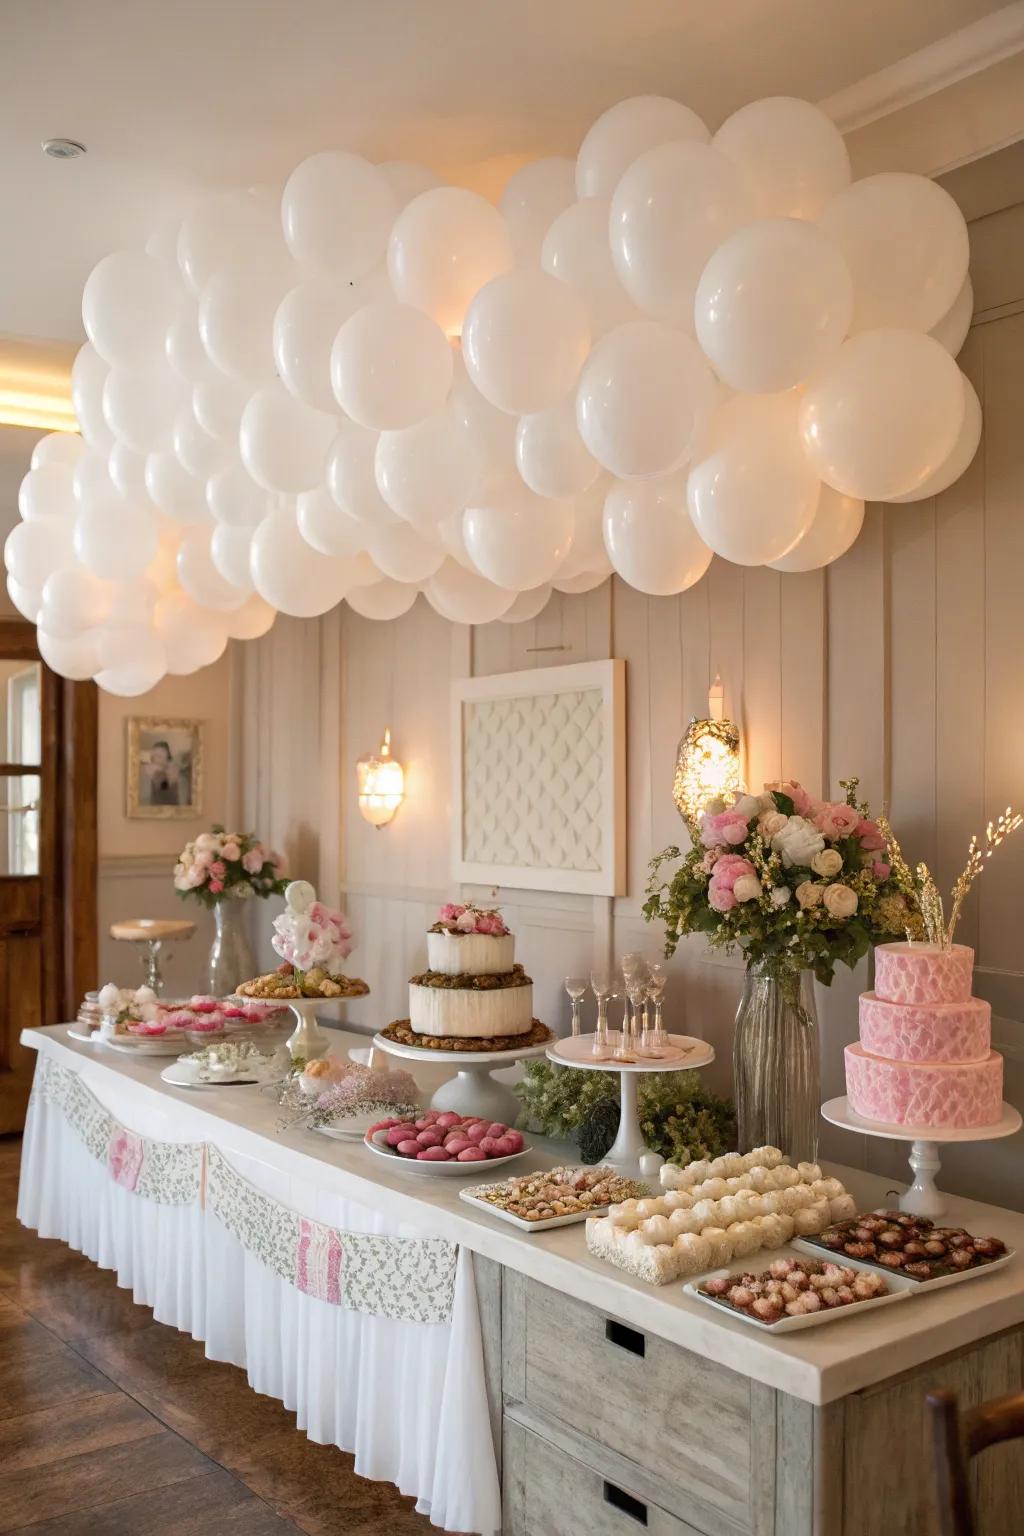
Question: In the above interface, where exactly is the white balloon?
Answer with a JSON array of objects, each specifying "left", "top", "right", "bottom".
[
  {"left": 210, "top": 523, "right": 256, "bottom": 591},
  {"left": 297, "top": 486, "right": 368, "bottom": 557},
  {"left": 198, "top": 255, "right": 295, "bottom": 384},
  {"left": 604, "top": 472, "right": 713, "bottom": 594},
  {"left": 145, "top": 528, "right": 183, "bottom": 596},
  {"left": 388, "top": 187, "right": 513, "bottom": 336},
  {"left": 369, "top": 523, "right": 444, "bottom": 584},
  {"left": 40, "top": 567, "right": 113, "bottom": 636},
  {"left": 450, "top": 354, "right": 519, "bottom": 501},
  {"left": 192, "top": 374, "right": 249, "bottom": 440},
  {"left": 225, "top": 593, "right": 276, "bottom": 640},
  {"left": 687, "top": 392, "right": 820, "bottom": 565},
  {"left": 82, "top": 250, "right": 179, "bottom": 369},
  {"left": 800, "top": 329, "right": 965, "bottom": 500},
  {"left": 37, "top": 627, "right": 99, "bottom": 681},
  {"left": 423, "top": 559, "right": 515, "bottom": 623},
  {"left": 145, "top": 451, "right": 210, "bottom": 524},
  {"left": 769, "top": 486, "right": 865, "bottom": 571},
  {"left": 554, "top": 567, "right": 611, "bottom": 594},
  {"left": 888, "top": 375, "right": 982, "bottom": 503},
  {"left": 177, "top": 525, "right": 247, "bottom": 610},
  {"left": 375, "top": 406, "right": 474, "bottom": 529},
  {"left": 103, "top": 365, "right": 182, "bottom": 453},
  {"left": 930, "top": 276, "right": 974, "bottom": 357},
  {"left": 165, "top": 305, "right": 211, "bottom": 384},
  {"left": 31, "top": 433, "right": 86, "bottom": 472},
  {"left": 462, "top": 269, "right": 591, "bottom": 415},
  {"left": 105, "top": 577, "right": 158, "bottom": 628},
  {"left": 74, "top": 494, "right": 159, "bottom": 580},
  {"left": 556, "top": 474, "right": 612, "bottom": 577},
  {"left": 346, "top": 578, "right": 419, "bottom": 620},
  {"left": 438, "top": 513, "right": 476, "bottom": 570},
  {"left": 108, "top": 441, "right": 150, "bottom": 501},
  {"left": 5, "top": 517, "right": 75, "bottom": 589},
  {"left": 326, "top": 421, "right": 399, "bottom": 526},
  {"left": 331, "top": 300, "right": 452, "bottom": 430},
  {"left": 609, "top": 142, "right": 752, "bottom": 328},
  {"left": 206, "top": 461, "right": 271, "bottom": 527},
  {"left": 499, "top": 585, "right": 553, "bottom": 623},
  {"left": 71, "top": 343, "right": 113, "bottom": 451},
  {"left": 713, "top": 96, "right": 850, "bottom": 219},
  {"left": 694, "top": 219, "right": 852, "bottom": 393},
  {"left": 250, "top": 508, "right": 354, "bottom": 617},
  {"left": 273, "top": 277, "right": 370, "bottom": 412},
  {"left": 282, "top": 152, "right": 397, "bottom": 278},
  {"left": 178, "top": 188, "right": 283, "bottom": 297},
  {"left": 154, "top": 592, "right": 227, "bottom": 673},
  {"left": 379, "top": 160, "right": 442, "bottom": 209},
  {"left": 239, "top": 385, "right": 337, "bottom": 494},
  {"left": 19, "top": 464, "right": 74, "bottom": 522},
  {"left": 576, "top": 95, "right": 709, "bottom": 199},
  {"left": 6, "top": 577, "right": 42, "bottom": 622},
  {"left": 820, "top": 172, "right": 969, "bottom": 334},
  {"left": 72, "top": 449, "right": 116, "bottom": 513},
  {"left": 173, "top": 405, "right": 230, "bottom": 481},
  {"left": 541, "top": 198, "right": 638, "bottom": 334},
  {"left": 516, "top": 396, "right": 599, "bottom": 498},
  {"left": 95, "top": 623, "right": 167, "bottom": 693},
  {"left": 500, "top": 157, "right": 576, "bottom": 265},
  {"left": 464, "top": 484, "right": 575, "bottom": 589},
  {"left": 576, "top": 320, "right": 716, "bottom": 478}
]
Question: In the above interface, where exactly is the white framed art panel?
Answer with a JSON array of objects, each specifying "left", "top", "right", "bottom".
[{"left": 451, "top": 659, "right": 626, "bottom": 896}]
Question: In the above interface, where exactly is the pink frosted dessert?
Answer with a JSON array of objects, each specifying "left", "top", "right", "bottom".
[{"left": 845, "top": 942, "right": 1003, "bottom": 1130}]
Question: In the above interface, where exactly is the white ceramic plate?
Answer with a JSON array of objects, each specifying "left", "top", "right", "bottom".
[
  {"left": 315, "top": 1106, "right": 417, "bottom": 1141},
  {"left": 792, "top": 1236, "right": 1016, "bottom": 1293},
  {"left": 372, "top": 1031, "right": 551, "bottom": 1067},
  {"left": 100, "top": 1034, "right": 186, "bottom": 1057},
  {"left": 159, "top": 1062, "right": 281, "bottom": 1089},
  {"left": 363, "top": 1127, "right": 530, "bottom": 1176},
  {"left": 459, "top": 1189, "right": 615, "bottom": 1231},
  {"left": 684, "top": 1254, "right": 915, "bottom": 1333}
]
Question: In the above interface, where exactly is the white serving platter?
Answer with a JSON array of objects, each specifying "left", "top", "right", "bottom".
[
  {"left": 372, "top": 1032, "right": 551, "bottom": 1067},
  {"left": 99, "top": 1034, "right": 186, "bottom": 1057},
  {"left": 792, "top": 1236, "right": 1016, "bottom": 1294},
  {"left": 363, "top": 1127, "right": 530, "bottom": 1177},
  {"left": 459, "top": 1189, "right": 613, "bottom": 1232},
  {"left": 314, "top": 1104, "right": 420, "bottom": 1141},
  {"left": 546, "top": 1031, "right": 714, "bottom": 1073},
  {"left": 159, "top": 1061, "right": 283, "bottom": 1089},
  {"left": 685, "top": 1252, "right": 915, "bottom": 1333}
]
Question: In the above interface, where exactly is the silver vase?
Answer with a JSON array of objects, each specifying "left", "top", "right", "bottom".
[
  {"left": 733, "top": 961, "right": 820, "bottom": 1163},
  {"left": 207, "top": 898, "right": 256, "bottom": 997}
]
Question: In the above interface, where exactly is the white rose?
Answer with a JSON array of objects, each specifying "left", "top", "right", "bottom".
[
  {"left": 795, "top": 881, "right": 824, "bottom": 909},
  {"left": 732, "top": 794, "right": 761, "bottom": 820},
  {"left": 733, "top": 874, "right": 762, "bottom": 902},
  {"left": 771, "top": 815, "right": 826, "bottom": 869},
  {"left": 195, "top": 832, "right": 217, "bottom": 851},
  {"left": 770, "top": 886, "right": 791, "bottom": 908},
  {"left": 285, "top": 880, "right": 316, "bottom": 914},
  {"left": 758, "top": 810, "right": 789, "bottom": 839},
  {"left": 812, "top": 848, "right": 843, "bottom": 878},
  {"left": 822, "top": 883, "right": 858, "bottom": 918}
]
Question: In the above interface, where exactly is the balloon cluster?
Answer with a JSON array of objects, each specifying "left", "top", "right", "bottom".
[{"left": 5, "top": 94, "right": 979, "bottom": 694}]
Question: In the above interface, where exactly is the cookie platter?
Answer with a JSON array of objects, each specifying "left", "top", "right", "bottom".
[
  {"left": 460, "top": 1166, "right": 652, "bottom": 1232},
  {"left": 794, "top": 1209, "right": 1014, "bottom": 1293},
  {"left": 686, "top": 1252, "right": 915, "bottom": 1334}
]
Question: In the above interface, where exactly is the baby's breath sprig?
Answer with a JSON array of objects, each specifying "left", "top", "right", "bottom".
[{"left": 944, "top": 807, "right": 1023, "bottom": 946}]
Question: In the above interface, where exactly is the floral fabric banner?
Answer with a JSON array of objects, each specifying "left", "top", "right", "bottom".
[{"left": 30, "top": 1057, "right": 457, "bottom": 1325}]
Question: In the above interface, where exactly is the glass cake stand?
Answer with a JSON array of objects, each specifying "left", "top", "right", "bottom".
[
  {"left": 821, "top": 1096, "right": 1023, "bottom": 1218},
  {"left": 372, "top": 1032, "right": 551, "bottom": 1123},
  {"left": 232, "top": 995, "right": 368, "bottom": 1062},
  {"left": 546, "top": 1033, "right": 716, "bottom": 1182}
]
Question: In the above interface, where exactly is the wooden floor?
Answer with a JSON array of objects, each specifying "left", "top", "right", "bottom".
[{"left": 0, "top": 1138, "right": 442, "bottom": 1534}]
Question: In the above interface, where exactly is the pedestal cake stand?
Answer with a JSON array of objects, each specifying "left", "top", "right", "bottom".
[
  {"left": 233, "top": 996, "right": 368, "bottom": 1062},
  {"left": 546, "top": 1033, "right": 716, "bottom": 1183},
  {"left": 821, "top": 1096, "right": 1022, "bottom": 1219},
  {"left": 372, "top": 1033, "right": 551, "bottom": 1124}
]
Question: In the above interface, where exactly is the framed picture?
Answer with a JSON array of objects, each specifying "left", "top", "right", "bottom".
[
  {"left": 126, "top": 716, "right": 205, "bottom": 820},
  {"left": 451, "top": 659, "right": 626, "bottom": 896}
]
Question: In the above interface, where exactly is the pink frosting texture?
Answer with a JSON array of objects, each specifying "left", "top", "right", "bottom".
[
  {"left": 874, "top": 943, "right": 974, "bottom": 1005},
  {"left": 845, "top": 1044, "right": 1003, "bottom": 1129},
  {"left": 858, "top": 992, "right": 991, "bottom": 1064}
]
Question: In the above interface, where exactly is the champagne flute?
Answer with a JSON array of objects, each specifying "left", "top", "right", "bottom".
[
  {"left": 646, "top": 964, "right": 668, "bottom": 1057},
  {"left": 620, "top": 951, "right": 643, "bottom": 1045},
  {"left": 628, "top": 972, "right": 651, "bottom": 1056},
  {"left": 564, "top": 975, "right": 587, "bottom": 1038},
  {"left": 590, "top": 969, "right": 613, "bottom": 1059}
]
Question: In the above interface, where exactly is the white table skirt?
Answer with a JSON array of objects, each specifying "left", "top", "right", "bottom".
[{"left": 17, "top": 1049, "right": 501, "bottom": 1536}]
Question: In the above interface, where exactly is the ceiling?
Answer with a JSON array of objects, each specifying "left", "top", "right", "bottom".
[{"left": 0, "top": 0, "right": 1011, "bottom": 346}]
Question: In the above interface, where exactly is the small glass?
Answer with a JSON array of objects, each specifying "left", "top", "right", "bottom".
[
  {"left": 644, "top": 967, "right": 668, "bottom": 1058},
  {"left": 564, "top": 975, "right": 587, "bottom": 1037},
  {"left": 624, "top": 973, "right": 649, "bottom": 1058},
  {"left": 590, "top": 970, "right": 613, "bottom": 1060}
]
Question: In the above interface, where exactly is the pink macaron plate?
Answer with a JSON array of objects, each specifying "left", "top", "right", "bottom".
[{"left": 363, "top": 1112, "right": 530, "bottom": 1176}]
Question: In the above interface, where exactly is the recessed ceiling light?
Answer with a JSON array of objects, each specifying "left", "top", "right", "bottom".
[{"left": 42, "top": 138, "right": 87, "bottom": 160}]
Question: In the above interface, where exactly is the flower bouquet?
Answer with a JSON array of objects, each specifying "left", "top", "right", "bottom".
[{"left": 173, "top": 826, "right": 286, "bottom": 908}]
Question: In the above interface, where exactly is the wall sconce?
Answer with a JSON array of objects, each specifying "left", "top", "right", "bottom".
[
  {"left": 672, "top": 675, "right": 744, "bottom": 833},
  {"left": 356, "top": 728, "right": 405, "bottom": 828}
]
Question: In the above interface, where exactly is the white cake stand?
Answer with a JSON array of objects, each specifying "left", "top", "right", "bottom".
[
  {"left": 372, "top": 1032, "right": 551, "bottom": 1123},
  {"left": 233, "top": 995, "right": 368, "bottom": 1062},
  {"left": 821, "top": 1096, "right": 1022, "bottom": 1218},
  {"left": 546, "top": 1033, "right": 716, "bottom": 1183}
]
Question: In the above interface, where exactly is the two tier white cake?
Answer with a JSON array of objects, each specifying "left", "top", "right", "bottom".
[{"left": 409, "top": 905, "right": 533, "bottom": 1040}]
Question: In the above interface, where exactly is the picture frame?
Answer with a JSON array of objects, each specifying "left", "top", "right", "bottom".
[
  {"left": 126, "top": 716, "right": 205, "bottom": 820},
  {"left": 451, "top": 659, "right": 626, "bottom": 896}
]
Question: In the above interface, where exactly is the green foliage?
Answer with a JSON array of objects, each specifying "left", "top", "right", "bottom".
[
  {"left": 577, "top": 1098, "right": 621, "bottom": 1164},
  {"left": 515, "top": 1060, "right": 736, "bottom": 1167}
]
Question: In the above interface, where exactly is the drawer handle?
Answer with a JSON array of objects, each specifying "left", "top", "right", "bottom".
[
  {"left": 605, "top": 1319, "right": 645, "bottom": 1357},
  {"left": 604, "top": 1482, "right": 648, "bottom": 1526}
]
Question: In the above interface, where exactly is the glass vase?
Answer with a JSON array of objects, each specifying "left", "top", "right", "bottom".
[
  {"left": 732, "top": 961, "right": 820, "bottom": 1163},
  {"left": 207, "top": 898, "right": 256, "bottom": 998}
]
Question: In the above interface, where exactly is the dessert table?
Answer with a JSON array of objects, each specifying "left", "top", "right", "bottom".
[{"left": 18, "top": 1025, "right": 1024, "bottom": 1536}]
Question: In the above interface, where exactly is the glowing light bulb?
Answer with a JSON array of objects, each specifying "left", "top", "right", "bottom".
[{"left": 356, "top": 728, "right": 405, "bottom": 828}]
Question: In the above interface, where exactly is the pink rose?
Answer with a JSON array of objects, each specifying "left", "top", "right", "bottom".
[
  {"left": 814, "top": 803, "right": 861, "bottom": 841},
  {"left": 194, "top": 849, "right": 213, "bottom": 869},
  {"left": 873, "top": 859, "right": 891, "bottom": 881},
  {"left": 439, "top": 903, "right": 464, "bottom": 922},
  {"left": 700, "top": 849, "right": 720, "bottom": 874},
  {"left": 765, "top": 780, "right": 812, "bottom": 817},
  {"left": 209, "top": 879, "right": 224, "bottom": 894},
  {"left": 710, "top": 854, "right": 756, "bottom": 891},
  {"left": 708, "top": 884, "right": 738, "bottom": 913},
  {"left": 700, "top": 809, "right": 750, "bottom": 849},
  {"left": 210, "top": 860, "right": 227, "bottom": 878},
  {"left": 858, "top": 818, "right": 887, "bottom": 852},
  {"left": 242, "top": 848, "right": 264, "bottom": 875}
]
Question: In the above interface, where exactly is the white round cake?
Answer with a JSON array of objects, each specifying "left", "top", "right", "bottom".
[
  {"left": 426, "top": 930, "right": 515, "bottom": 977},
  {"left": 408, "top": 980, "right": 533, "bottom": 1038}
]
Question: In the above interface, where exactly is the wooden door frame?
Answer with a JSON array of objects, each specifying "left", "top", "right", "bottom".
[{"left": 0, "top": 618, "right": 98, "bottom": 1019}]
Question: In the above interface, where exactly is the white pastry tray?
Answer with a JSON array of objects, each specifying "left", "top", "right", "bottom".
[
  {"left": 459, "top": 1190, "right": 608, "bottom": 1231},
  {"left": 685, "top": 1250, "right": 916, "bottom": 1333},
  {"left": 363, "top": 1128, "right": 530, "bottom": 1177},
  {"left": 792, "top": 1236, "right": 1016, "bottom": 1293}
]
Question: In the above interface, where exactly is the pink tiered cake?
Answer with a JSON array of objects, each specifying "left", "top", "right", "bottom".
[{"left": 845, "top": 943, "right": 1003, "bottom": 1129}]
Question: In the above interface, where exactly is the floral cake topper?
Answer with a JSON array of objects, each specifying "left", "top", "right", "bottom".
[
  {"left": 431, "top": 902, "right": 510, "bottom": 937},
  {"left": 272, "top": 881, "right": 354, "bottom": 977}
]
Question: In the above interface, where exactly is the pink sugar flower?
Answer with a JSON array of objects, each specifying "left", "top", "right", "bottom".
[
  {"left": 700, "top": 809, "right": 750, "bottom": 849},
  {"left": 814, "top": 802, "right": 861, "bottom": 841},
  {"left": 765, "top": 780, "right": 813, "bottom": 817},
  {"left": 857, "top": 818, "right": 887, "bottom": 852},
  {"left": 873, "top": 859, "right": 891, "bottom": 881}
]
